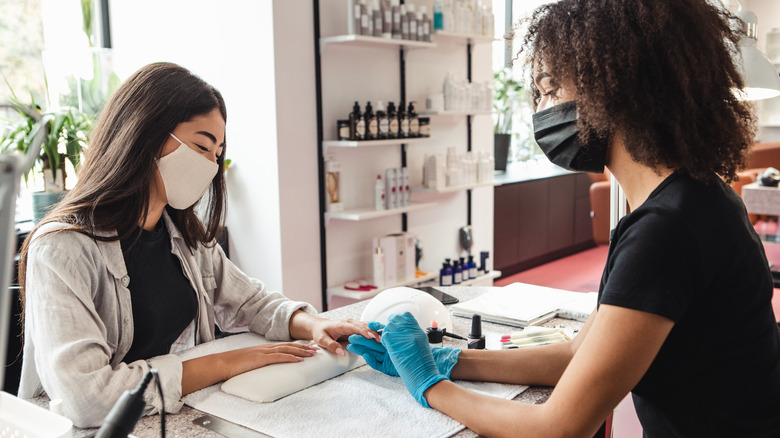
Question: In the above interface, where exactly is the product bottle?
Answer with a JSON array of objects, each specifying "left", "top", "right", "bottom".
[
  {"left": 366, "top": 0, "right": 374, "bottom": 36},
  {"left": 365, "top": 101, "right": 377, "bottom": 140},
  {"left": 401, "top": 166, "right": 410, "bottom": 206},
  {"left": 453, "top": 260, "right": 462, "bottom": 284},
  {"left": 396, "top": 167, "right": 405, "bottom": 207},
  {"left": 387, "top": 101, "right": 399, "bottom": 138},
  {"left": 407, "top": 4, "right": 417, "bottom": 41},
  {"left": 391, "top": 0, "right": 402, "bottom": 39},
  {"left": 375, "top": 100, "right": 388, "bottom": 139},
  {"left": 385, "top": 168, "right": 397, "bottom": 209},
  {"left": 467, "top": 255, "right": 477, "bottom": 279},
  {"left": 381, "top": 0, "right": 392, "bottom": 38},
  {"left": 349, "top": 0, "right": 362, "bottom": 35},
  {"left": 374, "top": 174, "right": 385, "bottom": 211},
  {"left": 373, "top": 246, "right": 385, "bottom": 287},
  {"left": 398, "top": 101, "right": 409, "bottom": 138},
  {"left": 459, "top": 257, "right": 467, "bottom": 280},
  {"left": 349, "top": 101, "right": 365, "bottom": 140},
  {"left": 372, "top": 0, "right": 382, "bottom": 37},
  {"left": 433, "top": 0, "right": 443, "bottom": 30},
  {"left": 421, "top": 6, "right": 432, "bottom": 41},
  {"left": 439, "top": 260, "right": 453, "bottom": 286},
  {"left": 400, "top": 4, "right": 409, "bottom": 40},
  {"left": 408, "top": 101, "right": 419, "bottom": 137},
  {"left": 479, "top": 250, "right": 490, "bottom": 273},
  {"left": 359, "top": 0, "right": 369, "bottom": 35},
  {"left": 417, "top": 8, "right": 426, "bottom": 41}
]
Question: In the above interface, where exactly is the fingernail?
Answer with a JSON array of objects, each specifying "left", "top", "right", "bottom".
[
  {"left": 336, "top": 347, "right": 345, "bottom": 356},
  {"left": 310, "top": 345, "right": 320, "bottom": 350}
]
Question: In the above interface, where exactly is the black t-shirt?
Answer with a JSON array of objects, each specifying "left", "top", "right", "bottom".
[
  {"left": 598, "top": 172, "right": 780, "bottom": 437},
  {"left": 120, "top": 222, "right": 198, "bottom": 364}
]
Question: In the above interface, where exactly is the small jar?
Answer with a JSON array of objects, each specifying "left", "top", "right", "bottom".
[{"left": 337, "top": 120, "right": 350, "bottom": 140}]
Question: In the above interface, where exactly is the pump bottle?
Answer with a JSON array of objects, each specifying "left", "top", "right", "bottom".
[
  {"left": 349, "top": 101, "right": 365, "bottom": 140},
  {"left": 398, "top": 101, "right": 409, "bottom": 138},
  {"left": 376, "top": 100, "right": 388, "bottom": 139},
  {"left": 387, "top": 102, "right": 399, "bottom": 138},
  {"left": 408, "top": 101, "right": 419, "bottom": 137},
  {"left": 365, "top": 101, "right": 377, "bottom": 140}
]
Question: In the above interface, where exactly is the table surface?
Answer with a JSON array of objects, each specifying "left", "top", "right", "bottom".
[{"left": 48, "top": 286, "right": 584, "bottom": 438}]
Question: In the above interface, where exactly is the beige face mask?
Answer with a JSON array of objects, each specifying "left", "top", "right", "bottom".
[{"left": 156, "top": 133, "right": 219, "bottom": 210}]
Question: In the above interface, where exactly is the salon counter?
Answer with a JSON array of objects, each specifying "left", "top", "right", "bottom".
[{"left": 49, "top": 286, "right": 584, "bottom": 438}]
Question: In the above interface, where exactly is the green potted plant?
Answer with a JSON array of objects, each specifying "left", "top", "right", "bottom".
[
  {"left": 493, "top": 68, "right": 524, "bottom": 172},
  {"left": 1, "top": 94, "right": 92, "bottom": 222}
]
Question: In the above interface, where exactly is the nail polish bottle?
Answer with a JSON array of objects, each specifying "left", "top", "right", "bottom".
[
  {"left": 468, "top": 314, "right": 486, "bottom": 350},
  {"left": 426, "top": 320, "right": 444, "bottom": 345},
  {"left": 439, "top": 260, "right": 453, "bottom": 286}
]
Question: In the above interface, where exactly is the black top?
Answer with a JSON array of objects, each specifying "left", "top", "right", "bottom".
[
  {"left": 598, "top": 172, "right": 780, "bottom": 438},
  {"left": 121, "top": 222, "right": 198, "bottom": 364}
]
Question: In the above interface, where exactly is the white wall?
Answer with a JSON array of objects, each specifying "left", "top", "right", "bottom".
[{"left": 108, "top": 0, "right": 286, "bottom": 294}]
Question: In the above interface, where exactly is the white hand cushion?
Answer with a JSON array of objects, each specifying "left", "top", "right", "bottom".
[{"left": 221, "top": 347, "right": 366, "bottom": 403}]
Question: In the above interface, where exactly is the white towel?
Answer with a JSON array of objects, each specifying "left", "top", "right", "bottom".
[{"left": 177, "top": 333, "right": 528, "bottom": 438}]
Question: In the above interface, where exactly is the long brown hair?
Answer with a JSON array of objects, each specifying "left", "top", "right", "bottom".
[
  {"left": 519, "top": 0, "right": 755, "bottom": 183},
  {"left": 18, "top": 62, "right": 228, "bottom": 311}
]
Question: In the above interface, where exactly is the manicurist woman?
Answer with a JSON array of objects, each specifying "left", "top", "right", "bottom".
[
  {"left": 348, "top": 0, "right": 780, "bottom": 436},
  {"left": 17, "top": 62, "right": 376, "bottom": 427}
]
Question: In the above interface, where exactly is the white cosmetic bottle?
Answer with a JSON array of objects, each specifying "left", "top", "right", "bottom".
[
  {"left": 372, "top": 246, "right": 385, "bottom": 288},
  {"left": 386, "top": 168, "right": 397, "bottom": 209},
  {"left": 374, "top": 174, "right": 386, "bottom": 211}
]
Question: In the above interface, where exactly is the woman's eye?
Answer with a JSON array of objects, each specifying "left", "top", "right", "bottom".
[
  {"left": 196, "top": 144, "right": 209, "bottom": 153},
  {"left": 543, "top": 89, "right": 558, "bottom": 97}
]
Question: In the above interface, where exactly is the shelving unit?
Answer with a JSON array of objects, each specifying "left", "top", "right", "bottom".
[
  {"left": 325, "top": 201, "right": 437, "bottom": 223},
  {"left": 320, "top": 34, "right": 436, "bottom": 51},
  {"left": 327, "top": 270, "right": 501, "bottom": 301},
  {"left": 433, "top": 30, "right": 495, "bottom": 45},
  {"left": 323, "top": 137, "right": 430, "bottom": 150},
  {"left": 417, "top": 109, "right": 493, "bottom": 117},
  {"left": 314, "top": 3, "right": 496, "bottom": 310},
  {"left": 412, "top": 180, "right": 499, "bottom": 194}
]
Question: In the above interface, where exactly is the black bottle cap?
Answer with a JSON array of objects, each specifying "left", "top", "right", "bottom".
[
  {"left": 426, "top": 326, "right": 444, "bottom": 343},
  {"left": 365, "top": 101, "right": 373, "bottom": 113},
  {"left": 353, "top": 101, "right": 361, "bottom": 112},
  {"left": 468, "top": 255, "right": 474, "bottom": 263},
  {"left": 470, "top": 314, "right": 482, "bottom": 338},
  {"left": 408, "top": 101, "right": 416, "bottom": 112},
  {"left": 459, "top": 257, "right": 465, "bottom": 265}
]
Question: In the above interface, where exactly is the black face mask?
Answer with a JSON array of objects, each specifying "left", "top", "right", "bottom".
[{"left": 531, "top": 100, "right": 608, "bottom": 173}]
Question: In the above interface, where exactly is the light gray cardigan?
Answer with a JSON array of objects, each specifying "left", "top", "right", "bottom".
[{"left": 19, "top": 212, "right": 314, "bottom": 427}]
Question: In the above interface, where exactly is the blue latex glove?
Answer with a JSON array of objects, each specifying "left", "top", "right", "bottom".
[
  {"left": 381, "top": 312, "right": 448, "bottom": 408},
  {"left": 347, "top": 321, "right": 461, "bottom": 378}
]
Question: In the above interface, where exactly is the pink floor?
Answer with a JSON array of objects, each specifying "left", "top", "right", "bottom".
[{"left": 494, "top": 243, "right": 780, "bottom": 437}]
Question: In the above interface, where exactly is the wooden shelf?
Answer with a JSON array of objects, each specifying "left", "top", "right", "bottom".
[
  {"left": 418, "top": 110, "right": 493, "bottom": 116},
  {"left": 433, "top": 30, "right": 496, "bottom": 44},
  {"left": 412, "top": 180, "right": 499, "bottom": 194},
  {"left": 327, "top": 272, "right": 439, "bottom": 301},
  {"left": 327, "top": 270, "right": 502, "bottom": 301},
  {"left": 323, "top": 137, "right": 430, "bottom": 150},
  {"left": 320, "top": 34, "right": 436, "bottom": 51},
  {"left": 325, "top": 202, "right": 437, "bottom": 223}
]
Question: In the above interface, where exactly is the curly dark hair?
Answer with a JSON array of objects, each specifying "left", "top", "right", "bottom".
[{"left": 519, "top": 0, "right": 756, "bottom": 183}]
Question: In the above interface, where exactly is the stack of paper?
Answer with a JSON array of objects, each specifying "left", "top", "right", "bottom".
[{"left": 451, "top": 283, "right": 598, "bottom": 327}]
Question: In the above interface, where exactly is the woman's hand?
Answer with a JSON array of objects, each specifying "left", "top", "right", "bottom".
[
  {"left": 289, "top": 311, "right": 379, "bottom": 356},
  {"left": 182, "top": 342, "right": 317, "bottom": 395}
]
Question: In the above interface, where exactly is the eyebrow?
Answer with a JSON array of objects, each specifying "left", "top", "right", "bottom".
[
  {"left": 196, "top": 130, "right": 225, "bottom": 147},
  {"left": 534, "top": 72, "right": 551, "bottom": 87}
]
